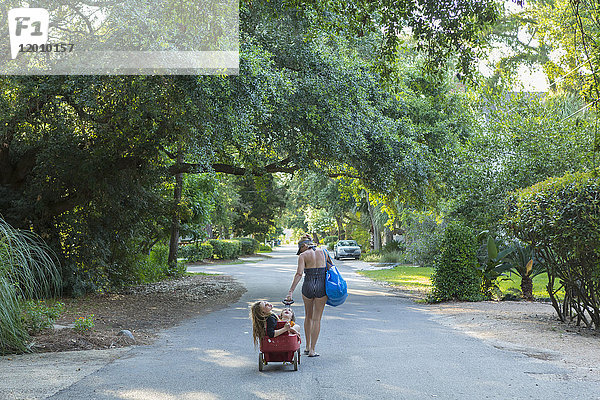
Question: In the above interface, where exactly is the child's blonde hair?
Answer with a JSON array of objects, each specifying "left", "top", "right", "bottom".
[{"left": 250, "top": 301, "right": 269, "bottom": 347}]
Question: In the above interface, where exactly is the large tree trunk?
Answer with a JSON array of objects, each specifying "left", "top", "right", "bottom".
[
  {"left": 312, "top": 231, "right": 320, "bottom": 245},
  {"left": 205, "top": 223, "right": 213, "bottom": 239},
  {"left": 366, "top": 192, "right": 381, "bottom": 251},
  {"left": 168, "top": 150, "right": 184, "bottom": 273},
  {"left": 384, "top": 226, "right": 393, "bottom": 246},
  {"left": 335, "top": 216, "right": 345, "bottom": 239}
]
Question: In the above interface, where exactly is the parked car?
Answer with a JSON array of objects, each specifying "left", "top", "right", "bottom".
[{"left": 333, "top": 240, "right": 361, "bottom": 260}]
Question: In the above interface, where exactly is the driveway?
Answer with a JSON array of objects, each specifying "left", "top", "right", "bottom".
[{"left": 37, "top": 245, "right": 600, "bottom": 399}]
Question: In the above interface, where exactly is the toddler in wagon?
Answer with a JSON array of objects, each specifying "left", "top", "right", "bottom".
[{"left": 250, "top": 301, "right": 301, "bottom": 347}]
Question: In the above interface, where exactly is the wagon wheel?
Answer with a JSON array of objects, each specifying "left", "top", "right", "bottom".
[
  {"left": 259, "top": 353, "right": 264, "bottom": 371},
  {"left": 293, "top": 351, "right": 298, "bottom": 371},
  {"left": 297, "top": 349, "right": 301, "bottom": 365}
]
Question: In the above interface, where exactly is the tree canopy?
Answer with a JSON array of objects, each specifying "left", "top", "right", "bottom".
[{"left": 1, "top": 0, "right": 478, "bottom": 290}]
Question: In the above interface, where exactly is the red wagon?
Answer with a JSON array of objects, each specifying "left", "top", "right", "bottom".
[{"left": 259, "top": 321, "right": 301, "bottom": 371}]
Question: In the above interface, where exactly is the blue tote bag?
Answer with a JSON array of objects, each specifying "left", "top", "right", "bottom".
[{"left": 323, "top": 249, "right": 348, "bottom": 306}]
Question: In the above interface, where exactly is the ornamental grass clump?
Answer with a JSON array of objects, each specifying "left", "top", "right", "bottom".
[{"left": 0, "top": 217, "right": 61, "bottom": 354}]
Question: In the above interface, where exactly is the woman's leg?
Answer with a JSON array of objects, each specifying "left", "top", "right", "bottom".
[
  {"left": 302, "top": 295, "right": 314, "bottom": 352},
  {"left": 307, "top": 296, "right": 327, "bottom": 356}
]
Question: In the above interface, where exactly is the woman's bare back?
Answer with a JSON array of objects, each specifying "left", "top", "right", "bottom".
[{"left": 300, "top": 247, "right": 326, "bottom": 269}]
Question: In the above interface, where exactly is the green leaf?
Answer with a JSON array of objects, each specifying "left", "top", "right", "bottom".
[{"left": 487, "top": 235, "right": 498, "bottom": 260}]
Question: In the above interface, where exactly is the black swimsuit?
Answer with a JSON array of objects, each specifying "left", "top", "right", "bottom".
[{"left": 302, "top": 267, "right": 327, "bottom": 298}]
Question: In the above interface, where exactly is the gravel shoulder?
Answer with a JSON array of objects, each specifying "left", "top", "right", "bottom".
[{"left": 389, "top": 286, "right": 600, "bottom": 382}]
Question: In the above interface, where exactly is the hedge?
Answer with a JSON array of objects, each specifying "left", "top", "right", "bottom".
[
  {"left": 208, "top": 239, "right": 242, "bottom": 259},
  {"left": 430, "top": 221, "right": 482, "bottom": 302},
  {"left": 505, "top": 170, "right": 600, "bottom": 330},
  {"left": 179, "top": 242, "right": 214, "bottom": 262},
  {"left": 232, "top": 237, "right": 259, "bottom": 255},
  {"left": 259, "top": 244, "right": 272, "bottom": 252}
]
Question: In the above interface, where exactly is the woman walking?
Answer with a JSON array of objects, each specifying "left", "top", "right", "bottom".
[{"left": 286, "top": 234, "right": 328, "bottom": 357}]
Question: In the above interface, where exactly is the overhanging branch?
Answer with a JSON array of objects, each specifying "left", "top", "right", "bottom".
[{"left": 169, "top": 157, "right": 299, "bottom": 176}]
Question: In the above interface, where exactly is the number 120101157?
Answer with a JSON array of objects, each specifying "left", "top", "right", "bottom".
[{"left": 19, "top": 43, "right": 74, "bottom": 53}]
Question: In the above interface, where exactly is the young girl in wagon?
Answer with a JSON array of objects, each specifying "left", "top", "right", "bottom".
[{"left": 250, "top": 301, "right": 301, "bottom": 347}]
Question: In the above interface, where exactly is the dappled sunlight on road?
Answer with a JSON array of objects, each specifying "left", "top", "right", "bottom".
[
  {"left": 197, "top": 349, "right": 254, "bottom": 369},
  {"left": 366, "top": 327, "right": 406, "bottom": 334},
  {"left": 323, "top": 314, "right": 350, "bottom": 321},
  {"left": 251, "top": 389, "right": 293, "bottom": 399},
  {"left": 108, "top": 389, "right": 219, "bottom": 400},
  {"left": 269, "top": 266, "right": 297, "bottom": 273},
  {"left": 347, "top": 288, "right": 394, "bottom": 297},
  {"left": 323, "top": 312, "right": 383, "bottom": 323}
]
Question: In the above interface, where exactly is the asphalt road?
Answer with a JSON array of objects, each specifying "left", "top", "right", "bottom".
[{"left": 49, "top": 245, "right": 600, "bottom": 400}]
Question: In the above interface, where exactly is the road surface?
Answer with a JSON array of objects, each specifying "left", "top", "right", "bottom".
[{"left": 49, "top": 245, "right": 600, "bottom": 399}]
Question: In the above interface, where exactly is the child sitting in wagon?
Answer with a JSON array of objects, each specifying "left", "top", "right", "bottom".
[{"left": 250, "top": 301, "right": 300, "bottom": 347}]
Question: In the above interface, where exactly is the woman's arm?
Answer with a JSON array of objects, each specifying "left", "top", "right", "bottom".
[{"left": 286, "top": 256, "right": 305, "bottom": 300}]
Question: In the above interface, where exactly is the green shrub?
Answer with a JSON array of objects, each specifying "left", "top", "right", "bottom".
[
  {"left": 222, "top": 240, "right": 242, "bottom": 259},
  {"left": 259, "top": 244, "right": 272, "bottom": 252},
  {"left": 199, "top": 243, "right": 215, "bottom": 260},
  {"left": 505, "top": 170, "right": 600, "bottom": 329},
  {"left": 21, "top": 301, "right": 65, "bottom": 335},
  {"left": 73, "top": 315, "right": 95, "bottom": 334},
  {"left": 403, "top": 214, "right": 445, "bottom": 267},
  {"left": 106, "top": 243, "right": 173, "bottom": 289},
  {"left": 208, "top": 239, "right": 224, "bottom": 258},
  {"left": 208, "top": 239, "right": 241, "bottom": 259},
  {"left": 179, "top": 244, "right": 194, "bottom": 260},
  {"left": 360, "top": 251, "right": 382, "bottom": 262},
  {"left": 180, "top": 242, "right": 214, "bottom": 262},
  {"left": 324, "top": 236, "right": 338, "bottom": 244},
  {"left": 232, "top": 237, "right": 259, "bottom": 255},
  {"left": 138, "top": 244, "right": 170, "bottom": 283},
  {"left": 430, "top": 221, "right": 482, "bottom": 302},
  {"left": 383, "top": 241, "right": 406, "bottom": 253},
  {"left": 105, "top": 245, "right": 152, "bottom": 289},
  {"left": 148, "top": 244, "right": 169, "bottom": 267},
  {"left": 380, "top": 251, "right": 405, "bottom": 264}
]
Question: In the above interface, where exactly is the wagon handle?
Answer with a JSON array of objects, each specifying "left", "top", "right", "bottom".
[{"left": 282, "top": 298, "right": 294, "bottom": 306}]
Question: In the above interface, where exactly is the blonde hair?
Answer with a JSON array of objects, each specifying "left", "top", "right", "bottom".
[{"left": 250, "top": 302, "right": 269, "bottom": 347}]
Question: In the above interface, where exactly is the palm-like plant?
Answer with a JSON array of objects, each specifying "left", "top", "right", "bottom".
[
  {"left": 477, "top": 232, "right": 513, "bottom": 298},
  {"left": 0, "top": 217, "right": 61, "bottom": 354},
  {"left": 505, "top": 240, "right": 544, "bottom": 301}
]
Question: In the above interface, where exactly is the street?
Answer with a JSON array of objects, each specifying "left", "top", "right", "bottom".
[{"left": 50, "top": 245, "right": 600, "bottom": 399}]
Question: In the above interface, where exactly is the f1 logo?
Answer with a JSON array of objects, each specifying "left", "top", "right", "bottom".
[{"left": 8, "top": 8, "right": 49, "bottom": 59}]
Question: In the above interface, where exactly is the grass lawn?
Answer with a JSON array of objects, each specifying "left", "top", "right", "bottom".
[
  {"left": 358, "top": 265, "right": 559, "bottom": 299},
  {"left": 497, "top": 272, "right": 562, "bottom": 299},
  {"left": 358, "top": 266, "right": 434, "bottom": 288}
]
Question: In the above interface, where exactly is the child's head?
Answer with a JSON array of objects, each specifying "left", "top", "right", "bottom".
[
  {"left": 250, "top": 301, "right": 272, "bottom": 346},
  {"left": 279, "top": 308, "right": 295, "bottom": 322}
]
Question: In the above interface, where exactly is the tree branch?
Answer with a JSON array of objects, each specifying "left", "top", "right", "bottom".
[
  {"left": 169, "top": 157, "right": 299, "bottom": 176},
  {"left": 326, "top": 171, "right": 362, "bottom": 179}
]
